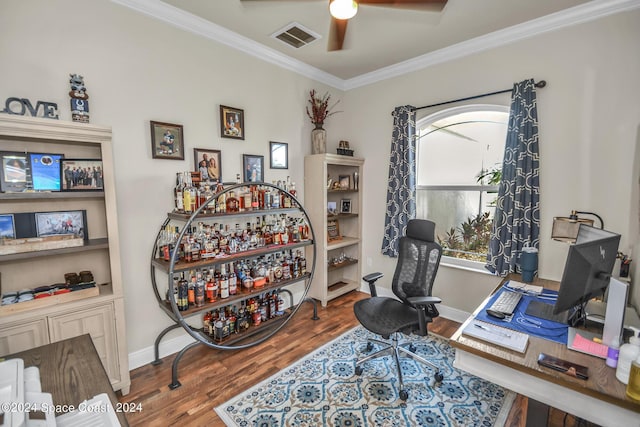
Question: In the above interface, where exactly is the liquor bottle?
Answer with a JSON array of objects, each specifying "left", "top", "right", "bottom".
[
  {"left": 273, "top": 253, "right": 283, "bottom": 282},
  {"left": 226, "top": 190, "right": 240, "bottom": 212},
  {"left": 228, "top": 306, "right": 237, "bottom": 334},
  {"left": 298, "top": 249, "right": 307, "bottom": 276},
  {"left": 174, "top": 172, "right": 184, "bottom": 213},
  {"left": 205, "top": 271, "right": 215, "bottom": 303},
  {"left": 220, "top": 264, "right": 229, "bottom": 299},
  {"left": 228, "top": 263, "right": 237, "bottom": 296},
  {"left": 182, "top": 172, "right": 194, "bottom": 214},
  {"left": 269, "top": 291, "right": 277, "bottom": 319},
  {"left": 195, "top": 271, "right": 205, "bottom": 307},
  {"left": 177, "top": 273, "right": 189, "bottom": 311},
  {"left": 282, "top": 253, "right": 291, "bottom": 281},
  {"left": 188, "top": 272, "right": 196, "bottom": 306},
  {"left": 203, "top": 311, "right": 212, "bottom": 336}
]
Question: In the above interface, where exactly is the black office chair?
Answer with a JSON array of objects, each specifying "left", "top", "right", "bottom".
[{"left": 354, "top": 219, "right": 444, "bottom": 401}]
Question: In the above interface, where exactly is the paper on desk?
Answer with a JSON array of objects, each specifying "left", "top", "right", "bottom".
[
  {"left": 571, "top": 332, "right": 608, "bottom": 358},
  {"left": 462, "top": 320, "right": 529, "bottom": 353}
]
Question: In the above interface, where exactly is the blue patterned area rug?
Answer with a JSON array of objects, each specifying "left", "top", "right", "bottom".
[{"left": 215, "top": 326, "right": 515, "bottom": 426}]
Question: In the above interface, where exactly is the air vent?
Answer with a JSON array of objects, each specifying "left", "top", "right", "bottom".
[{"left": 271, "top": 22, "right": 321, "bottom": 49}]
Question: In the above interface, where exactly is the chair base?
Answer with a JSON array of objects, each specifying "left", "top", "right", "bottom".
[{"left": 354, "top": 333, "right": 443, "bottom": 401}]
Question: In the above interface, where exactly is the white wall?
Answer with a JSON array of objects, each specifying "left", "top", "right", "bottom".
[
  {"left": 0, "top": 0, "right": 340, "bottom": 355},
  {"left": 342, "top": 10, "right": 640, "bottom": 312},
  {"left": 1, "top": 1, "right": 639, "bottom": 362}
]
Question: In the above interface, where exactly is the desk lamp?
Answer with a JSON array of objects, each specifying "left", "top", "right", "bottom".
[{"left": 552, "top": 210, "right": 604, "bottom": 243}]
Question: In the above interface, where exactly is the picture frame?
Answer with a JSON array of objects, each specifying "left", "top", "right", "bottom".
[
  {"left": 269, "top": 141, "right": 288, "bottom": 169},
  {"left": 61, "top": 159, "right": 104, "bottom": 191},
  {"left": 0, "top": 214, "right": 16, "bottom": 239},
  {"left": 327, "top": 201, "right": 337, "bottom": 216},
  {"left": 338, "top": 175, "right": 351, "bottom": 190},
  {"left": 243, "top": 154, "right": 264, "bottom": 183},
  {"left": 340, "top": 199, "right": 352, "bottom": 213},
  {"left": 29, "top": 152, "right": 63, "bottom": 191},
  {"left": 0, "top": 151, "right": 30, "bottom": 192},
  {"left": 193, "top": 148, "right": 222, "bottom": 183},
  {"left": 220, "top": 105, "right": 245, "bottom": 140},
  {"left": 35, "top": 210, "right": 87, "bottom": 240},
  {"left": 150, "top": 121, "right": 184, "bottom": 160},
  {"left": 327, "top": 219, "right": 341, "bottom": 242}
]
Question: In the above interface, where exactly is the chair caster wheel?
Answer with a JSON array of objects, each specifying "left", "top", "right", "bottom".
[
  {"left": 399, "top": 390, "right": 409, "bottom": 401},
  {"left": 408, "top": 344, "right": 416, "bottom": 352},
  {"left": 434, "top": 372, "right": 444, "bottom": 383},
  {"left": 366, "top": 342, "right": 374, "bottom": 352},
  {"left": 355, "top": 366, "right": 364, "bottom": 376}
]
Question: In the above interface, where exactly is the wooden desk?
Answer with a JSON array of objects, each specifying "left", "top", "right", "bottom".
[
  {"left": 450, "top": 275, "right": 640, "bottom": 427},
  {"left": 5, "top": 334, "right": 128, "bottom": 426}
]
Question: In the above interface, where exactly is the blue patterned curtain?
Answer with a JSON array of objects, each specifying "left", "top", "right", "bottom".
[
  {"left": 486, "top": 79, "right": 540, "bottom": 276},
  {"left": 382, "top": 105, "right": 416, "bottom": 257}
]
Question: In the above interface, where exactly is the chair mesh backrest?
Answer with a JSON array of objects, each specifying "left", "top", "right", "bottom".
[{"left": 392, "top": 221, "right": 442, "bottom": 305}]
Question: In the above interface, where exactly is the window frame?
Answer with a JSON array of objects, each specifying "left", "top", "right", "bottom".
[{"left": 416, "top": 104, "right": 509, "bottom": 272}]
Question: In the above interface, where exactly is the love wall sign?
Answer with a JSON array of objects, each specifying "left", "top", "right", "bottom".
[{"left": 1, "top": 97, "right": 59, "bottom": 119}]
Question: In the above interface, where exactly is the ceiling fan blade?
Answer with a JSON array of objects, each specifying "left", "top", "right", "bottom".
[
  {"left": 358, "top": 0, "right": 447, "bottom": 12},
  {"left": 328, "top": 17, "right": 348, "bottom": 51}
]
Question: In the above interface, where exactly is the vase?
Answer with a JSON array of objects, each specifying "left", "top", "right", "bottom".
[{"left": 311, "top": 127, "right": 326, "bottom": 154}]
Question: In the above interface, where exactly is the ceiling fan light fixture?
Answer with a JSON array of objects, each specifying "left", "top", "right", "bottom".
[{"left": 329, "top": 0, "right": 358, "bottom": 20}]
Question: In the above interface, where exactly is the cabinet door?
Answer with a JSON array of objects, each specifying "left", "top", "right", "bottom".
[
  {"left": 48, "top": 303, "right": 120, "bottom": 385},
  {"left": 0, "top": 319, "right": 49, "bottom": 356}
]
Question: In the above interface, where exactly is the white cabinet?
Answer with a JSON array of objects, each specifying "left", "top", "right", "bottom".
[
  {"left": 0, "top": 319, "right": 48, "bottom": 355},
  {"left": 304, "top": 154, "right": 364, "bottom": 307},
  {"left": 0, "top": 115, "right": 130, "bottom": 395}
]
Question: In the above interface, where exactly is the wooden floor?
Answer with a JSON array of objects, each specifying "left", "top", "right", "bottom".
[{"left": 119, "top": 291, "right": 596, "bottom": 426}]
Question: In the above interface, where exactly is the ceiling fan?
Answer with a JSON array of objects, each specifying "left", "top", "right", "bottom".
[{"left": 240, "top": 0, "right": 448, "bottom": 51}]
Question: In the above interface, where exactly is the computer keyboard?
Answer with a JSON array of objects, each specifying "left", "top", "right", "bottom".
[{"left": 488, "top": 290, "right": 522, "bottom": 315}]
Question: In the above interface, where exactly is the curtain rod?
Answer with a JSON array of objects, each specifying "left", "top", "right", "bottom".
[{"left": 411, "top": 80, "right": 546, "bottom": 112}]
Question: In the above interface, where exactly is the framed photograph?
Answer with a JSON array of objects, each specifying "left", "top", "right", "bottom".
[
  {"left": 327, "top": 201, "right": 337, "bottom": 216},
  {"left": 29, "top": 152, "right": 63, "bottom": 191},
  {"left": 269, "top": 141, "right": 288, "bottom": 169},
  {"left": 243, "top": 154, "right": 264, "bottom": 183},
  {"left": 340, "top": 199, "right": 352, "bottom": 213},
  {"left": 0, "top": 151, "right": 30, "bottom": 192},
  {"left": 220, "top": 105, "right": 245, "bottom": 140},
  {"left": 327, "top": 219, "right": 341, "bottom": 242},
  {"left": 194, "top": 148, "right": 222, "bottom": 183},
  {"left": 35, "top": 210, "right": 87, "bottom": 240},
  {"left": 0, "top": 214, "right": 16, "bottom": 239},
  {"left": 150, "top": 121, "right": 184, "bottom": 160},
  {"left": 61, "top": 159, "right": 103, "bottom": 191},
  {"left": 338, "top": 175, "right": 351, "bottom": 190}
]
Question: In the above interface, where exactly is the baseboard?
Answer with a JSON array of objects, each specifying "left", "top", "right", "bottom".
[
  {"left": 128, "top": 332, "right": 196, "bottom": 370},
  {"left": 127, "top": 294, "right": 471, "bottom": 371}
]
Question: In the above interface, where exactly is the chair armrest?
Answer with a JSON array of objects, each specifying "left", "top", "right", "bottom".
[
  {"left": 362, "top": 272, "right": 383, "bottom": 297},
  {"left": 407, "top": 296, "right": 442, "bottom": 306}
]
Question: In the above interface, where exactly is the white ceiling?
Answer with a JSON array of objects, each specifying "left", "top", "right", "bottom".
[{"left": 113, "top": 0, "right": 640, "bottom": 89}]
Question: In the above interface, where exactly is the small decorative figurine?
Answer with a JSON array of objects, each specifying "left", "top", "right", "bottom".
[{"left": 69, "top": 74, "right": 89, "bottom": 123}]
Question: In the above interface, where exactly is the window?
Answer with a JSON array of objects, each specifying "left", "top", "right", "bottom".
[{"left": 416, "top": 105, "right": 509, "bottom": 265}]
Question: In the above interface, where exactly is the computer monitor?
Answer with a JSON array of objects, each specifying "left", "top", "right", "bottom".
[{"left": 554, "top": 224, "right": 621, "bottom": 317}]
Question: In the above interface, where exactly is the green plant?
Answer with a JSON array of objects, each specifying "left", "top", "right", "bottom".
[
  {"left": 476, "top": 165, "right": 502, "bottom": 185},
  {"left": 437, "top": 212, "right": 493, "bottom": 261}
]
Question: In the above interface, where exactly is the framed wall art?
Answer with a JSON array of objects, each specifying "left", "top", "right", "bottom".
[
  {"left": 0, "top": 214, "right": 16, "bottom": 239},
  {"left": 327, "top": 219, "right": 341, "bottom": 242},
  {"left": 338, "top": 175, "right": 351, "bottom": 190},
  {"left": 35, "top": 210, "right": 87, "bottom": 240},
  {"left": 340, "top": 199, "right": 352, "bottom": 213},
  {"left": 194, "top": 148, "right": 222, "bottom": 182},
  {"left": 0, "top": 151, "right": 30, "bottom": 192},
  {"left": 220, "top": 105, "right": 244, "bottom": 140},
  {"left": 29, "top": 152, "right": 63, "bottom": 191},
  {"left": 243, "top": 154, "right": 264, "bottom": 183},
  {"left": 150, "top": 121, "right": 184, "bottom": 160},
  {"left": 269, "top": 141, "right": 288, "bottom": 169},
  {"left": 61, "top": 159, "right": 103, "bottom": 191}
]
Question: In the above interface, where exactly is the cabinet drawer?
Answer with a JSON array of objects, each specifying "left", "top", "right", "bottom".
[
  {"left": 48, "top": 303, "right": 120, "bottom": 384},
  {"left": 0, "top": 319, "right": 48, "bottom": 356}
]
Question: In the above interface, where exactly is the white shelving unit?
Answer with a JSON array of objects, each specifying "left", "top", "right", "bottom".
[
  {"left": 0, "top": 115, "right": 130, "bottom": 395},
  {"left": 304, "top": 154, "right": 364, "bottom": 307}
]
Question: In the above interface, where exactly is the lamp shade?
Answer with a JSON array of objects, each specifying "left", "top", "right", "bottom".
[
  {"left": 552, "top": 216, "right": 594, "bottom": 243},
  {"left": 330, "top": 0, "right": 358, "bottom": 20}
]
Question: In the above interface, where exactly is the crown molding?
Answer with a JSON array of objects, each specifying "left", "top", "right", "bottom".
[
  {"left": 344, "top": 0, "right": 640, "bottom": 90},
  {"left": 113, "top": 0, "right": 640, "bottom": 92}
]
